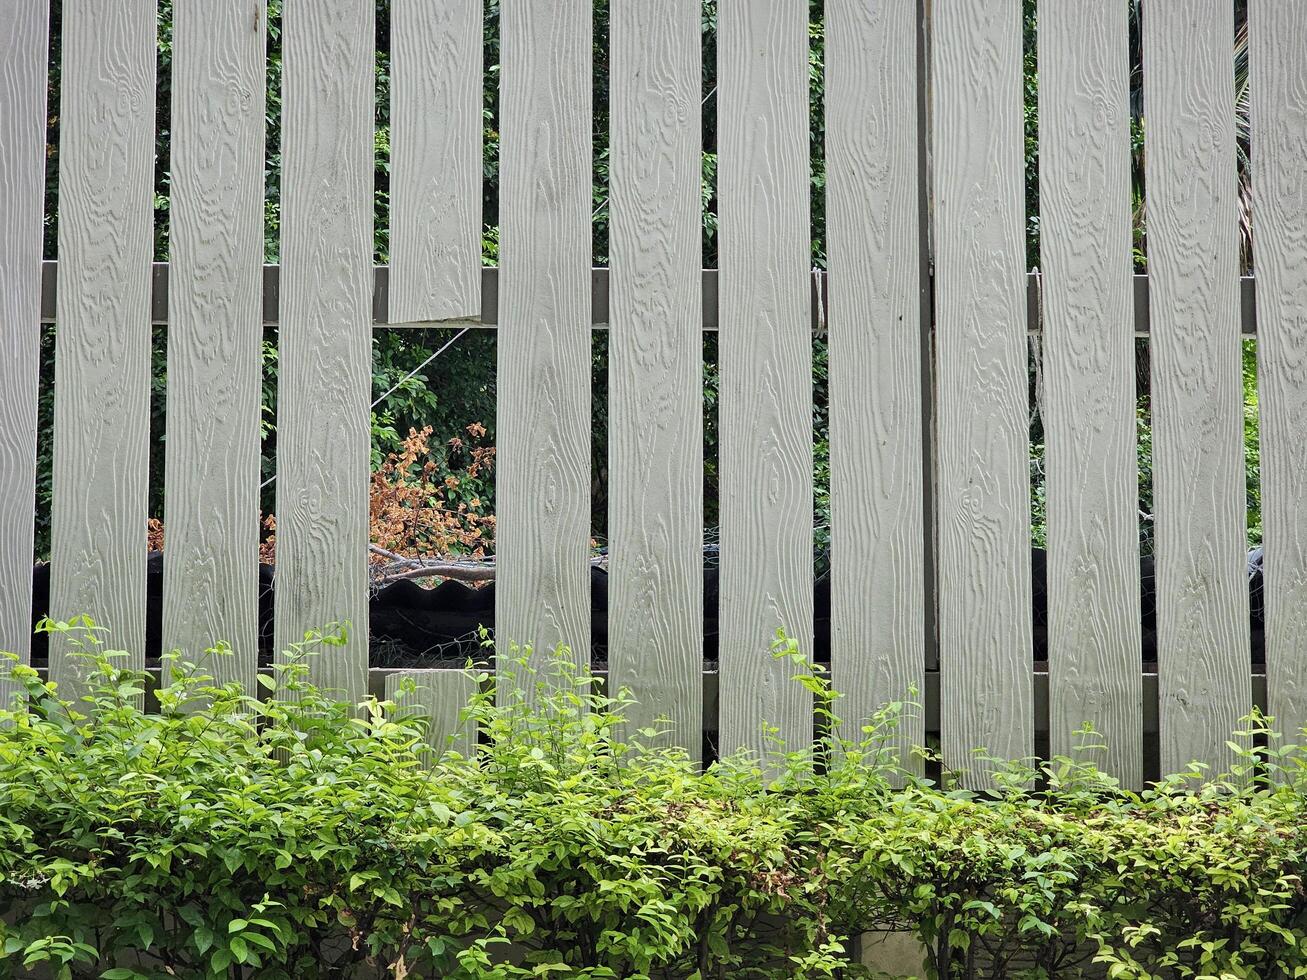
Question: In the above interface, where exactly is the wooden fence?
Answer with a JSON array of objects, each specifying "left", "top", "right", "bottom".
[{"left": 2, "top": 0, "right": 1305, "bottom": 789}]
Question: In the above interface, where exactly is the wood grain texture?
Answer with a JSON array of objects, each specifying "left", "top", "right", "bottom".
[
  {"left": 1143, "top": 0, "right": 1250, "bottom": 777},
  {"left": 825, "top": 0, "right": 924, "bottom": 770},
  {"left": 495, "top": 0, "right": 592, "bottom": 679},
  {"left": 389, "top": 0, "right": 482, "bottom": 322},
  {"left": 50, "top": 0, "right": 155, "bottom": 694},
  {"left": 931, "top": 0, "right": 1032, "bottom": 785},
  {"left": 717, "top": 0, "right": 813, "bottom": 765},
  {"left": 275, "top": 0, "right": 373, "bottom": 701},
  {"left": 386, "top": 669, "right": 479, "bottom": 755},
  {"left": 1250, "top": 1, "right": 1307, "bottom": 744},
  {"left": 0, "top": 0, "right": 47, "bottom": 669},
  {"left": 607, "top": 0, "right": 703, "bottom": 756},
  {"left": 1038, "top": 0, "right": 1142, "bottom": 786},
  {"left": 164, "top": 0, "right": 265, "bottom": 694}
]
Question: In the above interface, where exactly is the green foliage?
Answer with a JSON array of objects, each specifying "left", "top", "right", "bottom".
[{"left": 3, "top": 622, "right": 1307, "bottom": 979}]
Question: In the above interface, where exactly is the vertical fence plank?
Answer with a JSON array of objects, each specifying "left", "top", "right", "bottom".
[
  {"left": 1143, "top": 0, "right": 1249, "bottom": 777},
  {"left": 0, "top": 1, "right": 47, "bottom": 680},
  {"left": 608, "top": 0, "right": 703, "bottom": 753},
  {"left": 717, "top": 0, "right": 813, "bottom": 764},
  {"left": 275, "top": 0, "right": 373, "bottom": 700},
  {"left": 389, "top": 0, "right": 482, "bottom": 322},
  {"left": 1251, "top": 2, "right": 1307, "bottom": 744},
  {"left": 1038, "top": 0, "right": 1141, "bottom": 785},
  {"left": 164, "top": 0, "right": 265, "bottom": 693},
  {"left": 496, "top": 0, "right": 592, "bottom": 677},
  {"left": 386, "top": 670, "right": 479, "bottom": 754},
  {"left": 826, "top": 0, "right": 924, "bottom": 767},
  {"left": 50, "top": 0, "right": 155, "bottom": 692},
  {"left": 932, "top": 0, "right": 1031, "bottom": 784}
]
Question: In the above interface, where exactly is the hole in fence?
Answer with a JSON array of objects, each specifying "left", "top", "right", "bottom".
[{"left": 366, "top": 327, "right": 497, "bottom": 668}]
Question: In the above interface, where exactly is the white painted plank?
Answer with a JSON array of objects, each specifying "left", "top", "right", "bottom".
[
  {"left": 386, "top": 669, "right": 479, "bottom": 755},
  {"left": 164, "top": 0, "right": 265, "bottom": 694},
  {"left": 1038, "top": 0, "right": 1142, "bottom": 786},
  {"left": 1250, "top": 1, "right": 1307, "bottom": 744},
  {"left": 717, "top": 0, "right": 813, "bottom": 765},
  {"left": 495, "top": 0, "right": 592, "bottom": 680},
  {"left": 1143, "top": 0, "right": 1250, "bottom": 777},
  {"left": 608, "top": 0, "right": 703, "bottom": 757},
  {"left": 931, "top": 0, "right": 1032, "bottom": 785},
  {"left": 389, "top": 0, "right": 482, "bottom": 322},
  {"left": 0, "top": 0, "right": 47, "bottom": 676},
  {"left": 826, "top": 0, "right": 924, "bottom": 769},
  {"left": 50, "top": 0, "right": 155, "bottom": 695},
  {"left": 275, "top": 0, "right": 374, "bottom": 701}
]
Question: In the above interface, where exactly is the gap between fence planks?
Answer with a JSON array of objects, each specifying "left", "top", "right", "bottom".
[
  {"left": 49, "top": 0, "right": 155, "bottom": 697},
  {"left": 717, "top": 0, "right": 814, "bottom": 768},
  {"left": 163, "top": 0, "right": 265, "bottom": 695},
  {"left": 1143, "top": 0, "right": 1250, "bottom": 778},
  {"left": 607, "top": 0, "right": 704, "bottom": 755},
  {"left": 1038, "top": 0, "right": 1142, "bottom": 787},
  {"left": 1250, "top": 2, "right": 1307, "bottom": 747},
  {"left": 495, "top": 0, "right": 593, "bottom": 685},
  {"left": 275, "top": 0, "right": 374, "bottom": 701},
  {"left": 389, "top": 0, "right": 482, "bottom": 323},
  {"left": 825, "top": 0, "right": 924, "bottom": 772},
  {"left": 0, "top": 0, "right": 47, "bottom": 678}
]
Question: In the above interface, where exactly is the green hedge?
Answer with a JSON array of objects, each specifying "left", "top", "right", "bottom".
[{"left": 2, "top": 621, "right": 1306, "bottom": 979}]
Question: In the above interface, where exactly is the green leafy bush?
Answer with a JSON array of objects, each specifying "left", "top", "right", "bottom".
[{"left": 2, "top": 621, "right": 1306, "bottom": 979}]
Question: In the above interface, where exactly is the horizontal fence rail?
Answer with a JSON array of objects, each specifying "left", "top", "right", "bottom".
[{"left": 34, "top": 262, "right": 1264, "bottom": 334}]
